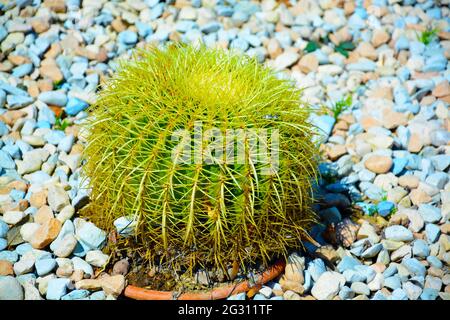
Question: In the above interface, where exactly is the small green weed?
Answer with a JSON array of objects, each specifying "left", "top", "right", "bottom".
[
  {"left": 330, "top": 95, "right": 353, "bottom": 121},
  {"left": 54, "top": 116, "right": 70, "bottom": 131},
  {"left": 305, "top": 40, "right": 320, "bottom": 53},
  {"left": 418, "top": 28, "right": 439, "bottom": 45},
  {"left": 334, "top": 41, "right": 356, "bottom": 58}
]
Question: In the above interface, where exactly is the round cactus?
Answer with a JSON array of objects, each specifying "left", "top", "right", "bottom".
[{"left": 81, "top": 44, "right": 319, "bottom": 273}]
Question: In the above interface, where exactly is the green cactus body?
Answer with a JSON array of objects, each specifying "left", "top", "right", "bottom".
[{"left": 82, "top": 44, "right": 319, "bottom": 273}]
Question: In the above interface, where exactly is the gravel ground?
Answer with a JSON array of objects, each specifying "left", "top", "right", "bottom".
[{"left": 0, "top": 0, "right": 449, "bottom": 300}]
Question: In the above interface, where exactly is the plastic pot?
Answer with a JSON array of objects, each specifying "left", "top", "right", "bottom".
[{"left": 123, "top": 259, "right": 286, "bottom": 300}]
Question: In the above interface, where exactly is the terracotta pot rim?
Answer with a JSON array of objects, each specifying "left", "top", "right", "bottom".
[{"left": 123, "top": 259, "right": 286, "bottom": 300}]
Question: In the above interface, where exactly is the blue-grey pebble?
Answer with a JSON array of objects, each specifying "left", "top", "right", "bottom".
[
  {"left": 426, "top": 256, "right": 443, "bottom": 269},
  {"left": 0, "top": 276, "right": 24, "bottom": 300},
  {"left": 118, "top": 30, "right": 138, "bottom": 45},
  {"left": 38, "top": 91, "right": 67, "bottom": 107},
  {"left": 425, "top": 223, "right": 441, "bottom": 243},
  {"left": 0, "top": 238, "right": 7, "bottom": 251},
  {"left": 46, "top": 278, "right": 70, "bottom": 300},
  {"left": 6, "top": 95, "right": 34, "bottom": 109},
  {"left": 384, "top": 275, "right": 402, "bottom": 290},
  {"left": 391, "top": 288, "right": 408, "bottom": 300},
  {"left": 35, "top": 258, "right": 57, "bottom": 276},
  {"left": 420, "top": 288, "right": 439, "bottom": 300},
  {"left": 412, "top": 239, "right": 430, "bottom": 258},
  {"left": 384, "top": 225, "right": 413, "bottom": 242},
  {"left": 419, "top": 204, "right": 441, "bottom": 224},
  {"left": 337, "top": 256, "right": 362, "bottom": 273},
  {"left": 61, "top": 289, "right": 90, "bottom": 300},
  {"left": 0, "top": 149, "right": 15, "bottom": 169},
  {"left": 402, "top": 258, "right": 426, "bottom": 277},
  {"left": 0, "top": 220, "right": 9, "bottom": 238}
]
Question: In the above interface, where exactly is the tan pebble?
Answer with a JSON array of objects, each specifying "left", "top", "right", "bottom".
[
  {"left": 362, "top": 72, "right": 378, "bottom": 83},
  {"left": 438, "top": 31, "right": 450, "bottom": 41},
  {"left": 364, "top": 155, "right": 392, "bottom": 174},
  {"left": 101, "top": 275, "right": 126, "bottom": 297},
  {"left": 398, "top": 175, "right": 419, "bottom": 189},
  {"left": 75, "top": 279, "right": 103, "bottom": 291},
  {"left": 64, "top": 126, "right": 80, "bottom": 138},
  {"left": 368, "top": 86, "right": 393, "bottom": 100},
  {"left": 316, "top": 245, "right": 339, "bottom": 263},
  {"left": 267, "top": 38, "right": 282, "bottom": 60},
  {"left": 0, "top": 61, "right": 13, "bottom": 72},
  {"left": 8, "top": 55, "right": 30, "bottom": 65},
  {"left": 43, "top": 0, "right": 66, "bottom": 13},
  {"left": 111, "top": 18, "right": 127, "bottom": 32},
  {"left": 37, "top": 79, "right": 54, "bottom": 92},
  {"left": 330, "top": 27, "right": 352, "bottom": 45},
  {"left": 34, "top": 205, "right": 54, "bottom": 225},
  {"left": 284, "top": 262, "right": 304, "bottom": 284},
  {"left": 0, "top": 260, "right": 14, "bottom": 276},
  {"left": 297, "top": 53, "right": 319, "bottom": 73},
  {"left": 272, "top": 287, "right": 284, "bottom": 296},
  {"left": 7, "top": 181, "right": 28, "bottom": 192},
  {"left": 389, "top": 213, "right": 409, "bottom": 227},
  {"left": 27, "top": 82, "right": 40, "bottom": 97},
  {"left": 31, "top": 17, "right": 50, "bottom": 33},
  {"left": 440, "top": 95, "right": 450, "bottom": 103},
  {"left": 440, "top": 224, "right": 450, "bottom": 234},
  {"left": 344, "top": 1, "right": 355, "bottom": 15},
  {"left": 380, "top": 288, "right": 391, "bottom": 297},
  {"left": 372, "top": 29, "right": 390, "bottom": 48},
  {"left": 371, "top": 263, "right": 386, "bottom": 273},
  {"left": 382, "top": 110, "right": 408, "bottom": 129},
  {"left": 169, "top": 31, "right": 181, "bottom": 42},
  {"left": 413, "top": 71, "right": 439, "bottom": 80},
  {"left": 420, "top": 95, "right": 436, "bottom": 106},
  {"left": 29, "top": 190, "right": 48, "bottom": 208},
  {"left": 334, "top": 120, "right": 349, "bottom": 131},
  {"left": 299, "top": 295, "right": 316, "bottom": 300},
  {"left": 333, "top": 129, "right": 347, "bottom": 137},
  {"left": 356, "top": 42, "right": 377, "bottom": 60},
  {"left": 279, "top": 277, "right": 305, "bottom": 294},
  {"left": 409, "top": 189, "right": 432, "bottom": 206},
  {"left": 70, "top": 143, "right": 84, "bottom": 154},
  {"left": 360, "top": 116, "right": 381, "bottom": 131},
  {"left": 70, "top": 269, "right": 84, "bottom": 283},
  {"left": 283, "top": 290, "right": 302, "bottom": 300},
  {"left": 427, "top": 267, "right": 444, "bottom": 278},
  {"left": 407, "top": 133, "right": 423, "bottom": 153},
  {"left": 432, "top": 81, "right": 450, "bottom": 98},
  {"left": 60, "top": 34, "right": 80, "bottom": 53},
  {"left": 327, "top": 144, "right": 347, "bottom": 161},
  {"left": 340, "top": 114, "right": 355, "bottom": 124},
  {"left": 30, "top": 218, "right": 61, "bottom": 249},
  {"left": 44, "top": 43, "right": 62, "bottom": 59},
  {"left": 346, "top": 50, "right": 360, "bottom": 64},
  {"left": 39, "top": 64, "right": 63, "bottom": 82},
  {"left": 95, "top": 47, "right": 108, "bottom": 62},
  {"left": 56, "top": 265, "right": 73, "bottom": 278}
]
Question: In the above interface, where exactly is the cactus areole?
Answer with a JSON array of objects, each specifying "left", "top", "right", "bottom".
[{"left": 82, "top": 44, "right": 319, "bottom": 277}]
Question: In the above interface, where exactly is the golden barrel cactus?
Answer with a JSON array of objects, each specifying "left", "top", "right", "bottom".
[{"left": 82, "top": 44, "right": 319, "bottom": 273}]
